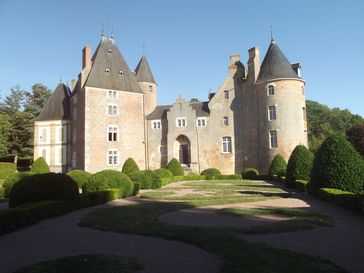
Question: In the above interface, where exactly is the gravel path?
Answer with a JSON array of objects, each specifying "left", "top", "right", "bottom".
[{"left": 0, "top": 198, "right": 219, "bottom": 273}]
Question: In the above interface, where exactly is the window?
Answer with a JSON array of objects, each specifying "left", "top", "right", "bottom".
[
  {"left": 268, "top": 84, "right": 275, "bottom": 96},
  {"left": 176, "top": 118, "right": 187, "bottom": 127},
  {"left": 222, "top": 137, "right": 232, "bottom": 153},
  {"left": 108, "top": 105, "right": 118, "bottom": 116},
  {"left": 108, "top": 90, "right": 117, "bottom": 99},
  {"left": 270, "top": 130, "right": 278, "bottom": 148},
  {"left": 152, "top": 120, "right": 161, "bottom": 130},
  {"left": 148, "top": 85, "right": 153, "bottom": 93},
  {"left": 196, "top": 118, "right": 206, "bottom": 127},
  {"left": 108, "top": 49, "right": 112, "bottom": 53},
  {"left": 108, "top": 126, "right": 117, "bottom": 141},
  {"left": 105, "top": 68, "right": 110, "bottom": 73},
  {"left": 108, "top": 149, "right": 119, "bottom": 166},
  {"left": 72, "top": 152, "right": 76, "bottom": 168},
  {"left": 268, "top": 105, "right": 277, "bottom": 120},
  {"left": 223, "top": 116, "right": 229, "bottom": 126},
  {"left": 224, "top": 90, "right": 229, "bottom": 100},
  {"left": 159, "top": 145, "right": 167, "bottom": 154}
]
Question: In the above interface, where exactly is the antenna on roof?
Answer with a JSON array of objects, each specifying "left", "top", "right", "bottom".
[
  {"left": 101, "top": 21, "right": 105, "bottom": 38},
  {"left": 142, "top": 41, "right": 145, "bottom": 57},
  {"left": 111, "top": 26, "right": 115, "bottom": 39},
  {"left": 60, "top": 75, "right": 63, "bottom": 83},
  {"left": 270, "top": 25, "right": 275, "bottom": 43}
]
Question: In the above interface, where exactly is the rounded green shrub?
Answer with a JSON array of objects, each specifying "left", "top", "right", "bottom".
[
  {"left": 3, "top": 172, "right": 33, "bottom": 197},
  {"left": 9, "top": 173, "right": 79, "bottom": 208},
  {"left": 31, "top": 157, "right": 50, "bottom": 174},
  {"left": 82, "top": 170, "right": 134, "bottom": 197},
  {"left": 311, "top": 134, "right": 364, "bottom": 194},
  {"left": 122, "top": 158, "right": 140, "bottom": 176},
  {"left": 186, "top": 171, "right": 202, "bottom": 180},
  {"left": 200, "top": 168, "right": 221, "bottom": 180},
  {"left": 129, "top": 170, "right": 161, "bottom": 189},
  {"left": 154, "top": 168, "right": 173, "bottom": 178},
  {"left": 242, "top": 168, "right": 259, "bottom": 179},
  {"left": 286, "top": 145, "right": 314, "bottom": 186},
  {"left": 167, "top": 158, "right": 184, "bottom": 176},
  {"left": 67, "top": 169, "right": 92, "bottom": 188},
  {"left": 268, "top": 154, "right": 287, "bottom": 177}
]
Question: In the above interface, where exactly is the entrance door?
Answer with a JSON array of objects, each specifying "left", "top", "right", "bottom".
[{"left": 179, "top": 144, "right": 189, "bottom": 165}]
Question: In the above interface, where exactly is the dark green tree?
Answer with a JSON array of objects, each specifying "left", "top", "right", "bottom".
[
  {"left": 268, "top": 154, "right": 287, "bottom": 177},
  {"left": 286, "top": 145, "right": 314, "bottom": 186},
  {"left": 311, "top": 134, "right": 364, "bottom": 193},
  {"left": 3, "top": 85, "right": 26, "bottom": 114},
  {"left": 0, "top": 113, "right": 11, "bottom": 155},
  {"left": 346, "top": 122, "right": 364, "bottom": 159},
  {"left": 24, "top": 83, "right": 52, "bottom": 116},
  {"left": 8, "top": 111, "right": 34, "bottom": 157}
]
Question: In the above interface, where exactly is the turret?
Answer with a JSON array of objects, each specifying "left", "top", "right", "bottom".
[
  {"left": 135, "top": 56, "right": 157, "bottom": 115},
  {"left": 255, "top": 40, "right": 308, "bottom": 173}
]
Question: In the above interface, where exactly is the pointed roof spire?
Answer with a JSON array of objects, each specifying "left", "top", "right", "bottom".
[
  {"left": 256, "top": 41, "right": 301, "bottom": 84},
  {"left": 101, "top": 22, "right": 105, "bottom": 38},
  {"left": 135, "top": 56, "right": 156, "bottom": 84},
  {"left": 270, "top": 25, "right": 275, "bottom": 43}
]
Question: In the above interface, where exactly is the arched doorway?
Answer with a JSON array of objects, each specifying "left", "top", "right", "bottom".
[{"left": 175, "top": 135, "right": 191, "bottom": 166}]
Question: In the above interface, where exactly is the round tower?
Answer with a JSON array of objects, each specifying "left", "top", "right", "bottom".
[
  {"left": 255, "top": 40, "right": 308, "bottom": 174},
  {"left": 135, "top": 56, "right": 157, "bottom": 115}
]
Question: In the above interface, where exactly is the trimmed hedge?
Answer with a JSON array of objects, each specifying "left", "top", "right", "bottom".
[
  {"left": 122, "top": 158, "right": 140, "bottom": 176},
  {"left": 184, "top": 172, "right": 206, "bottom": 181},
  {"left": 0, "top": 169, "right": 14, "bottom": 180},
  {"left": 132, "top": 182, "right": 141, "bottom": 196},
  {"left": 0, "top": 189, "right": 121, "bottom": 235},
  {"left": 286, "top": 145, "right": 314, "bottom": 186},
  {"left": 311, "top": 134, "right": 364, "bottom": 194},
  {"left": 294, "top": 180, "right": 311, "bottom": 193},
  {"left": 316, "top": 188, "right": 363, "bottom": 211},
  {"left": 217, "top": 174, "right": 242, "bottom": 180},
  {"left": 82, "top": 170, "right": 134, "bottom": 197},
  {"left": 3, "top": 172, "right": 33, "bottom": 198},
  {"left": 268, "top": 154, "right": 287, "bottom": 177},
  {"left": 159, "top": 176, "right": 185, "bottom": 186},
  {"left": 9, "top": 173, "right": 79, "bottom": 208},
  {"left": 0, "top": 162, "right": 16, "bottom": 171},
  {"left": 0, "top": 186, "right": 4, "bottom": 198},
  {"left": 201, "top": 168, "right": 221, "bottom": 180},
  {"left": 154, "top": 168, "right": 173, "bottom": 178},
  {"left": 67, "top": 169, "right": 92, "bottom": 188},
  {"left": 167, "top": 158, "right": 184, "bottom": 176},
  {"left": 129, "top": 170, "right": 161, "bottom": 189},
  {"left": 31, "top": 157, "right": 50, "bottom": 174},
  {"left": 242, "top": 168, "right": 259, "bottom": 179}
]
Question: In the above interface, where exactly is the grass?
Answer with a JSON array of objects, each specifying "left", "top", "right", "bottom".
[
  {"left": 13, "top": 254, "right": 142, "bottom": 273},
  {"left": 80, "top": 201, "right": 343, "bottom": 273},
  {"left": 217, "top": 207, "right": 333, "bottom": 234}
]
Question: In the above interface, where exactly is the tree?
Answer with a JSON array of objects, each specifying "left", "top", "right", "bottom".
[
  {"left": 268, "top": 154, "right": 287, "bottom": 177},
  {"left": 346, "top": 122, "right": 364, "bottom": 159},
  {"left": 167, "top": 158, "right": 184, "bottom": 176},
  {"left": 310, "top": 134, "right": 364, "bottom": 194},
  {"left": 24, "top": 83, "right": 52, "bottom": 116},
  {"left": 286, "top": 145, "right": 314, "bottom": 186},
  {"left": 0, "top": 113, "right": 11, "bottom": 155},
  {"left": 3, "top": 85, "right": 26, "bottom": 114},
  {"left": 122, "top": 158, "right": 140, "bottom": 176}
]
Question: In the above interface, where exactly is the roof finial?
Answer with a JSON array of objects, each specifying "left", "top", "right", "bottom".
[
  {"left": 142, "top": 41, "right": 145, "bottom": 57},
  {"left": 60, "top": 74, "right": 63, "bottom": 83},
  {"left": 111, "top": 27, "right": 115, "bottom": 39},
  {"left": 270, "top": 25, "right": 275, "bottom": 43},
  {"left": 101, "top": 22, "right": 105, "bottom": 37}
]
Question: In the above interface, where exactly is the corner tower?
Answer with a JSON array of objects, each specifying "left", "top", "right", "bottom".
[
  {"left": 255, "top": 40, "right": 308, "bottom": 173},
  {"left": 135, "top": 56, "right": 157, "bottom": 115}
]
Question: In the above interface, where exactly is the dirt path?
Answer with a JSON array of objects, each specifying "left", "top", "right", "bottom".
[{"left": 0, "top": 198, "right": 219, "bottom": 273}]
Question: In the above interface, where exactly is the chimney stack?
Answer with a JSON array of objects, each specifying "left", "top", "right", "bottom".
[
  {"left": 248, "top": 47, "right": 260, "bottom": 82},
  {"left": 82, "top": 46, "right": 91, "bottom": 70},
  {"left": 228, "top": 54, "right": 240, "bottom": 76}
]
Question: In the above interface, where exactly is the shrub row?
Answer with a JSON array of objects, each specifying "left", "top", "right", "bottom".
[
  {"left": 316, "top": 188, "right": 363, "bottom": 212},
  {"left": 0, "top": 162, "right": 16, "bottom": 171},
  {"left": 294, "top": 180, "right": 311, "bottom": 193}
]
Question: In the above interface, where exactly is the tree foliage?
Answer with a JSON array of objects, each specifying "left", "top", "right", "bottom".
[
  {"left": 286, "top": 145, "right": 314, "bottom": 186},
  {"left": 268, "top": 154, "right": 287, "bottom": 177},
  {"left": 306, "top": 100, "right": 363, "bottom": 152},
  {"left": 346, "top": 122, "right": 364, "bottom": 159}
]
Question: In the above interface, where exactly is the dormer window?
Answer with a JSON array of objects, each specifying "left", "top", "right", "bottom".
[
  {"left": 105, "top": 68, "right": 110, "bottom": 73},
  {"left": 119, "top": 70, "right": 123, "bottom": 75},
  {"left": 108, "top": 49, "right": 112, "bottom": 53},
  {"left": 224, "top": 90, "right": 229, "bottom": 100},
  {"left": 148, "top": 85, "right": 153, "bottom": 93}
]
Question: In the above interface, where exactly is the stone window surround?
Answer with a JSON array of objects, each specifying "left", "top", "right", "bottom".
[
  {"left": 107, "top": 104, "right": 118, "bottom": 116},
  {"left": 269, "top": 129, "right": 278, "bottom": 148},
  {"left": 148, "top": 85, "right": 153, "bottom": 93},
  {"left": 223, "top": 90, "right": 229, "bottom": 100},
  {"left": 176, "top": 117, "right": 187, "bottom": 128},
  {"left": 222, "top": 136, "right": 232, "bottom": 154},
  {"left": 268, "top": 104, "right": 277, "bottom": 121},
  {"left": 223, "top": 116, "right": 229, "bottom": 126},
  {"left": 108, "top": 90, "right": 118, "bottom": 100},
  {"left": 151, "top": 120, "right": 162, "bottom": 130},
  {"left": 38, "top": 127, "right": 50, "bottom": 144},
  {"left": 107, "top": 148, "right": 119, "bottom": 166},
  {"left": 196, "top": 117, "right": 207, "bottom": 127},
  {"left": 107, "top": 125, "right": 118, "bottom": 141},
  {"left": 267, "top": 83, "right": 276, "bottom": 96}
]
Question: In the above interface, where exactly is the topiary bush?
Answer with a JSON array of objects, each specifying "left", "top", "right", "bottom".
[
  {"left": 268, "top": 154, "right": 287, "bottom": 177},
  {"left": 167, "top": 158, "right": 184, "bottom": 176},
  {"left": 200, "top": 168, "right": 221, "bottom": 180},
  {"left": 154, "top": 168, "right": 173, "bottom": 178},
  {"left": 9, "top": 173, "right": 79, "bottom": 208},
  {"left": 82, "top": 170, "right": 134, "bottom": 198},
  {"left": 67, "top": 169, "right": 92, "bottom": 188},
  {"left": 311, "top": 134, "right": 364, "bottom": 194},
  {"left": 286, "top": 145, "right": 314, "bottom": 186},
  {"left": 3, "top": 172, "right": 33, "bottom": 198},
  {"left": 122, "top": 158, "right": 140, "bottom": 176},
  {"left": 31, "top": 157, "right": 50, "bottom": 174},
  {"left": 242, "top": 168, "right": 259, "bottom": 179},
  {"left": 129, "top": 170, "right": 161, "bottom": 189}
]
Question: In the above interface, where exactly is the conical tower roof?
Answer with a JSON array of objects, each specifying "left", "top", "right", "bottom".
[
  {"left": 135, "top": 56, "right": 156, "bottom": 84},
  {"left": 256, "top": 41, "right": 301, "bottom": 84},
  {"left": 35, "top": 83, "right": 71, "bottom": 121},
  {"left": 85, "top": 37, "right": 142, "bottom": 93}
]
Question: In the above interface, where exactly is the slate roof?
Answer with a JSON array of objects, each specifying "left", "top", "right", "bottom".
[
  {"left": 84, "top": 37, "right": 142, "bottom": 93},
  {"left": 135, "top": 56, "right": 156, "bottom": 84},
  {"left": 256, "top": 41, "right": 301, "bottom": 84},
  {"left": 35, "top": 83, "right": 71, "bottom": 121},
  {"left": 146, "top": 101, "right": 210, "bottom": 120}
]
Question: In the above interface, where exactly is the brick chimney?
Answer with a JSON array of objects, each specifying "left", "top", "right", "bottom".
[
  {"left": 82, "top": 46, "right": 91, "bottom": 70},
  {"left": 248, "top": 47, "right": 260, "bottom": 82}
]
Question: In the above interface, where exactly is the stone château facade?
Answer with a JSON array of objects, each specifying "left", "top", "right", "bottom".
[{"left": 34, "top": 34, "right": 308, "bottom": 174}]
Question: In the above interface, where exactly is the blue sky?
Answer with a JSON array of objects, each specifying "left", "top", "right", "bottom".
[{"left": 0, "top": 0, "right": 363, "bottom": 116}]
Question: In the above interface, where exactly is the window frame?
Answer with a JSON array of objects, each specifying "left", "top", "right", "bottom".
[
  {"left": 223, "top": 116, "right": 229, "bottom": 126},
  {"left": 270, "top": 130, "right": 278, "bottom": 148},
  {"left": 268, "top": 105, "right": 277, "bottom": 120},
  {"left": 108, "top": 90, "right": 118, "bottom": 100},
  {"left": 267, "top": 83, "right": 275, "bottom": 96},
  {"left": 107, "top": 149, "right": 119, "bottom": 166},
  {"left": 151, "top": 120, "right": 162, "bottom": 130},
  {"left": 176, "top": 117, "right": 187, "bottom": 128},
  {"left": 107, "top": 125, "right": 118, "bottom": 142},
  {"left": 107, "top": 104, "right": 118, "bottom": 116},
  {"left": 196, "top": 117, "right": 207, "bottom": 127},
  {"left": 222, "top": 136, "right": 232, "bottom": 154},
  {"left": 223, "top": 90, "right": 229, "bottom": 100}
]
